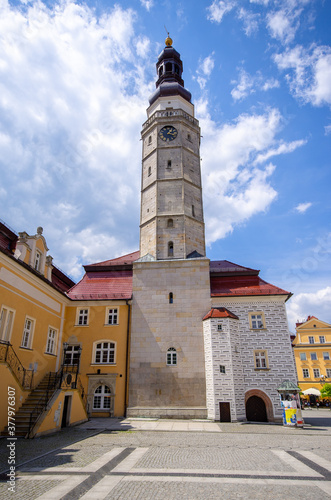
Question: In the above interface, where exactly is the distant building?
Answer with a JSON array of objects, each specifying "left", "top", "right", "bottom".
[{"left": 293, "top": 315, "right": 331, "bottom": 393}]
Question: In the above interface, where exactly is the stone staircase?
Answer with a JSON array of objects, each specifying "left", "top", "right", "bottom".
[{"left": 3, "top": 372, "right": 58, "bottom": 438}]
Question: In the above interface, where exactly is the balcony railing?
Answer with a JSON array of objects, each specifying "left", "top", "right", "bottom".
[{"left": 0, "top": 340, "right": 34, "bottom": 389}]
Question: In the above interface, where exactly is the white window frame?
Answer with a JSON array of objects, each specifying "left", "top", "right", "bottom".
[
  {"left": 323, "top": 352, "right": 330, "bottom": 360},
  {"left": 302, "top": 368, "right": 309, "bottom": 378},
  {"left": 308, "top": 336, "right": 315, "bottom": 344},
  {"left": 254, "top": 350, "right": 269, "bottom": 369},
  {"left": 105, "top": 308, "right": 118, "bottom": 326},
  {"left": 0, "top": 306, "right": 15, "bottom": 342},
  {"left": 93, "top": 385, "right": 111, "bottom": 410},
  {"left": 313, "top": 368, "right": 320, "bottom": 378},
  {"left": 76, "top": 308, "right": 89, "bottom": 326},
  {"left": 167, "top": 347, "right": 177, "bottom": 366},
  {"left": 46, "top": 327, "right": 57, "bottom": 355},
  {"left": 34, "top": 250, "right": 41, "bottom": 271},
  {"left": 249, "top": 312, "right": 266, "bottom": 330},
  {"left": 319, "top": 336, "right": 326, "bottom": 344},
  {"left": 93, "top": 341, "right": 116, "bottom": 364},
  {"left": 21, "top": 317, "right": 35, "bottom": 349},
  {"left": 299, "top": 352, "right": 307, "bottom": 361},
  {"left": 64, "top": 345, "right": 81, "bottom": 365},
  {"left": 326, "top": 369, "right": 331, "bottom": 378},
  {"left": 310, "top": 352, "right": 317, "bottom": 361}
]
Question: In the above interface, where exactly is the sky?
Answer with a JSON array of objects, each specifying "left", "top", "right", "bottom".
[{"left": 0, "top": 0, "right": 330, "bottom": 331}]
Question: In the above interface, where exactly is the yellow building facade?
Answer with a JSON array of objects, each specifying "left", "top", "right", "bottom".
[
  {"left": 293, "top": 316, "right": 331, "bottom": 394},
  {"left": 0, "top": 223, "right": 131, "bottom": 437}
]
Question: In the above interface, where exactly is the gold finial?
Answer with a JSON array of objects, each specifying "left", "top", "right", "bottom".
[{"left": 164, "top": 26, "right": 172, "bottom": 47}]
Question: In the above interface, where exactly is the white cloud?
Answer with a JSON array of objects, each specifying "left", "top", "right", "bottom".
[
  {"left": 196, "top": 105, "right": 290, "bottom": 243},
  {"left": 231, "top": 69, "right": 280, "bottom": 101},
  {"left": 207, "top": 0, "right": 236, "bottom": 23},
  {"left": 295, "top": 202, "right": 312, "bottom": 214},
  {"left": 195, "top": 54, "right": 215, "bottom": 90},
  {"left": 238, "top": 7, "right": 260, "bottom": 36},
  {"left": 254, "top": 139, "right": 307, "bottom": 164},
  {"left": 0, "top": 0, "right": 151, "bottom": 278},
  {"left": 140, "top": 0, "right": 154, "bottom": 11},
  {"left": 286, "top": 287, "right": 331, "bottom": 332},
  {"left": 275, "top": 45, "right": 331, "bottom": 107}
]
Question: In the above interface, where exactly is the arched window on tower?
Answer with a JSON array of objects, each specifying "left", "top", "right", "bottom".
[
  {"left": 167, "top": 218, "right": 173, "bottom": 228},
  {"left": 165, "top": 62, "right": 172, "bottom": 73},
  {"left": 168, "top": 241, "right": 174, "bottom": 257},
  {"left": 148, "top": 166, "right": 151, "bottom": 177},
  {"left": 159, "top": 66, "right": 163, "bottom": 77},
  {"left": 192, "top": 205, "right": 195, "bottom": 217},
  {"left": 167, "top": 347, "right": 177, "bottom": 365},
  {"left": 174, "top": 64, "right": 180, "bottom": 75},
  {"left": 169, "top": 292, "right": 173, "bottom": 304}
]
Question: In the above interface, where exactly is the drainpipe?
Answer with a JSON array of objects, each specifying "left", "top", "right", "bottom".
[
  {"left": 55, "top": 303, "right": 65, "bottom": 372},
  {"left": 124, "top": 298, "right": 131, "bottom": 417}
]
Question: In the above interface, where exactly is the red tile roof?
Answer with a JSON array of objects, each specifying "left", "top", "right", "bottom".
[
  {"left": 210, "top": 275, "right": 290, "bottom": 298},
  {"left": 67, "top": 270, "right": 133, "bottom": 300},
  {"left": 203, "top": 307, "right": 239, "bottom": 321},
  {"left": 85, "top": 251, "right": 140, "bottom": 269}
]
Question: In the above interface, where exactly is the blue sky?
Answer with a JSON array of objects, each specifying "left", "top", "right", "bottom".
[{"left": 0, "top": 0, "right": 330, "bottom": 330}]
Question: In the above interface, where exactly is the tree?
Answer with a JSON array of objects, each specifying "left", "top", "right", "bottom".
[{"left": 320, "top": 383, "right": 331, "bottom": 399}]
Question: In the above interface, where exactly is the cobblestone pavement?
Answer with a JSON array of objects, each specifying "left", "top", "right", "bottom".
[{"left": 0, "top": 411, "right": 330, "bottom": 499}]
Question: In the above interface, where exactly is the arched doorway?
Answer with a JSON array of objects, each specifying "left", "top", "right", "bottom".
[{"left": 246, "top": 395, "right": 268, "bottom": 422}]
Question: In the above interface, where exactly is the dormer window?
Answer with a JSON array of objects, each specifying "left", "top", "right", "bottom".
[{"left": 34, "top": 251, "right": 41, "bottom": 271}]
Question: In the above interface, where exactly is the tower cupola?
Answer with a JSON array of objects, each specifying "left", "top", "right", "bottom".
[{"left": 149, "top": 36, "right": 191, "bottom": 106}]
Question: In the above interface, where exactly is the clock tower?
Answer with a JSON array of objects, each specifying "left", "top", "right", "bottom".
[
  {"left": 140, "top": 35, "right": 206, "bottom": 260},
  {"left": 128, "top": 37, "right": 210, "bottom": 419}
]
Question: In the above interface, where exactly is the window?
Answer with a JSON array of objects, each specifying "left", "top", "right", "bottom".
[
  {"left": 323, "top": 352, "right": 330, "bottom": 360},
  {"left": 168, "top": 241, "right": 174, "bottom": 257},
  {"left": 148, "top": 135, "right": 152, "bottom": 144},
  {"left": 165, "top": 62, "right": 172, "bottom": 72},
  {"left": 106, "top": 308, "right": 118, "bottom": 325},
  {"left": 167, "top": 160, "right": 172, "bottom": 169},
  {"left": 302, "top": 368, "right": 309, "bottom": 378},
  {"left": 21, "top": 318, "right": 34, "bottom": 349},
  {"left": 220, "top": 365, "right": 226, "bottom": 374},
  {"left": 46, "top": 328, "right": 57, "bottom": 355},
  {"left": 167, "top": 218, "right": 173, "bottom": 228},
  {"left": 0, "top": 307, "right": 15, "bottom": 342},
  {"left": 249, "top": 312, "right": 265, "bottom": 329},
  {"left": 299, "top": 352, "right": 307, "bottom": 361},
  {"left": 313, "top": 368, "right": 320, "bottom": 378},
  {"left": 169, "top": 292, "right": 173, "bottom": 304},
  {"left": 319, "top": 336, "right": 326, "bottom": 344},
  {"left": 187, "top": 133, "right": 191, "bottom": 141},
  {"left": 167, "top": 347, "right": 177, "bottom": 366},
  {"left": 94, "top": 342, "right": 115, "bottom": 364},
  {"left": 64, "top": 345, "right": 80, "bottom": 365},
  {"left": 77, "top": 309, "right": 89, "bottom": 326},
  {"left": 192, "top": 205, "right": 195, "bottom": 217},
  {"left": 326, "top": 369, "right": 331, "bottom": 378},
  {"left": 217, "top": 324, "right": 223, "bottom": 332},
  {"left": 148, "top": 166, "right": 151, "bottom": 176},
  {"left": 93, "top": 385, "right": 111, "bottom": 410},
  {"left": 254, "top": 350, "right": 268, "bottom": 369},
  {"left": 308, "top": 336, "right": 314, "bottom": 344},
  {"left": 34, "top": 251, "right": 41, "bottom": 271},
  {"left": 310, "top": 352, "right": 317, "bottom": 361}
]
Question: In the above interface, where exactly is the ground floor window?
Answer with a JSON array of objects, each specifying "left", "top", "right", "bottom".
[{"left": 93, "top": 385, "right": 111, "bottom": 410}]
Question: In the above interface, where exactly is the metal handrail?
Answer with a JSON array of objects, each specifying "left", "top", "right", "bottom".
[{"left": 0, "top": 340, "right": 34, "bottom": 389}]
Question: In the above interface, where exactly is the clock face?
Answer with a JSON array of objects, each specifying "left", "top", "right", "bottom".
[{"left": 159, "top": 126, "right": 178, "bottom": 142}]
